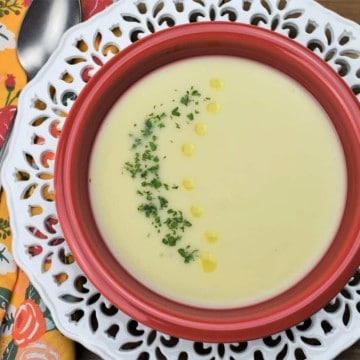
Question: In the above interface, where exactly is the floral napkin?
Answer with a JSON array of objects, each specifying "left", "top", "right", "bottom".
[{"left": 0, "top": 1, "right": 112, "bottom": 358}]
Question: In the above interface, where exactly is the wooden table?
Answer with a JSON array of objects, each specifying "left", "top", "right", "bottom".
[
  {"left": 315, "top": 1, "right": 360, "bottom": 358},
  {"left": 77, "top": 1, "right": 360, "bottom": 359},
  {"left": 316, "top": 0, "right": 360, "bottom": 25}
]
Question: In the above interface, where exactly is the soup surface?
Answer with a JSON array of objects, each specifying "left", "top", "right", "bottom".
[{"left": 89, "top": 56, "right": 346, "bottom": 308}]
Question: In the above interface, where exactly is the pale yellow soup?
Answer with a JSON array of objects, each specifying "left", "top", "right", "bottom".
[{"left": 89, "top": 56, "right": 346, "bottom": 308}]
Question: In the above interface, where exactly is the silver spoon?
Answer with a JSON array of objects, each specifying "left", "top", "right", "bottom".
[
  {"left": 0, "top": 0, "right": 81, "bottom": 167},
  {"left": 18, "top": 0, "right": 82, "bottom": 81}
]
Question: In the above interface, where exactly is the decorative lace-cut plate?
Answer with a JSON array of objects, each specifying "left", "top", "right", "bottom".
[{"left": 2, "top": 0, "right": 360, "bottom": 358}]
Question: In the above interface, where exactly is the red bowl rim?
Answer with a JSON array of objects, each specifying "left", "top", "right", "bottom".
[{"left": 55, "top": 22, "right": 360, "bottom": 342}]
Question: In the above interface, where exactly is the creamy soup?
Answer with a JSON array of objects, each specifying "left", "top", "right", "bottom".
[{"left": 89, "top": 56, "right": 346, "bottom": 308}]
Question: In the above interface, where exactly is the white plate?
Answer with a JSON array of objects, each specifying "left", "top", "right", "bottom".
[{"left": 2, "top": 0, "right": 360, "bottom": 358}]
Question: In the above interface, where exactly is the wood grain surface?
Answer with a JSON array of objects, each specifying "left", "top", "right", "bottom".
[
  {"left": 77, "top": 1, "right": 360, "bottom": 359},
  {"left": 314, "top": 1, "right": 360, "bottom": 358},
  {"left": 316, "top": 0, "right": 360, "bottom": 24}
]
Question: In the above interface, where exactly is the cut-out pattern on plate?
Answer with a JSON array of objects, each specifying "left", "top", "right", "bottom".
[{"left": 2, "top": 0, "right": 360, "bottom": 359}]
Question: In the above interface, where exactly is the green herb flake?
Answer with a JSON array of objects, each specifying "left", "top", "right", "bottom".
[
  {"left": 178, "top": 246, "right": 199, "bottom": 263},
  {"left": 180, "top": 94, "right": 190, "bottom": 106},
  {"left": 162, "top": 234, "right": 181, "bottom": 246},
  {"left": 158, "top": 196, "right": 169, "bottom": 209},
  {"left": 138, "top": 203, "right": 158, "bottom": 218},
  {"left": 171, "top": 107, "right": 180, "bottom": 117},
  {"left": 149, "top": 142, "right": 157, "bottom": 151},
  {"left": 150, "top": 178, "right": 162, "bottom": 189}
]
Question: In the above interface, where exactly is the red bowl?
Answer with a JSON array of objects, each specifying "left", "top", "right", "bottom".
[{"left": 54, "top": 22, "right": 360, "bottom": 342}]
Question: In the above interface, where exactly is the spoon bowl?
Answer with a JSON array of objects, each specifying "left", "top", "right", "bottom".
[{"left": 17, "top": 0, "right": 81, "bottom": 80}]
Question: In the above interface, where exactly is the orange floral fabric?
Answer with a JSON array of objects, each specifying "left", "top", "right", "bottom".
[
  {"left": 0, "top": 1, "right": 72, "bottom": 359},
  {"left": 0, "top": 3, "right": 61, "bottom": 357},
  {"left": 12, "top": 299, "right": 47, "bottom": 347},
  {"left": 0, "top": 1, "right": 115, "bottom": 358},
  {"left": 0, "top": 4, "right": 26, "bottom": 147},
  {"left": 0, "top": 190, "right": 75, "bottom": 359}
]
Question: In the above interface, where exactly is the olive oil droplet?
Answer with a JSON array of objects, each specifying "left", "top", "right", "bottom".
[
  {"left": 209, "top": 78, "right": 224, "bottom": 91},
  {"left": 206, "top": 101, "right": 220, "bottom": 114},
  {"left": 200, "top": 253, "right": 217, "bottom": 272},
  {"left": 181, "top": 143, "right": 195, "bottom": 156},
  {"left": 204, "top": 231, "right": 218, "bottom": 244},
  {"left": 182, "top": 178, "right": 195, "bottom": 191},
  {"left": 190, "top": 205, "right": 203, "bottom": 218},
  {"left": 194, "top": 122, "right": 208, "bottom": 136}
]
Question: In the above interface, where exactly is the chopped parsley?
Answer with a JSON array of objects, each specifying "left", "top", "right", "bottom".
[
  {"left": 178, "top": 246, "right": 199, "bottom": 264},
  {"left": 123, "top": 87, "right": 210, "bottom": 263}
]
